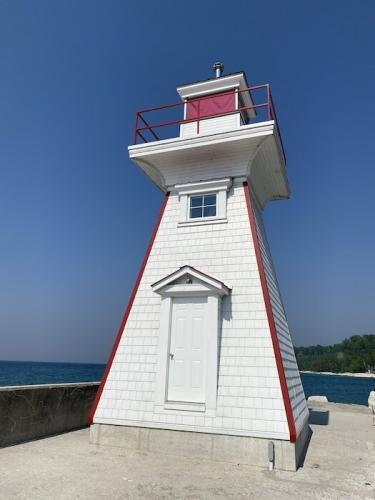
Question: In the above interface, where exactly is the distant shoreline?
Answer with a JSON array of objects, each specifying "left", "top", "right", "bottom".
[{"left": 300, "top": 370, "right": 375, "bottom": 379}]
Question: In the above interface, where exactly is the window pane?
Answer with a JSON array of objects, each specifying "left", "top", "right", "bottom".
[
  {"left": 190, "top": 196, "right": 203, "bottom": 208},
  {"left": 190, "top": 207, "right": 203, "bottom": 218},
  {"left": 203, "top": 205, "right": 216, "bottom": 217},
  {"left": 204, "top": 194, "right": 216, "bottom": 206}
]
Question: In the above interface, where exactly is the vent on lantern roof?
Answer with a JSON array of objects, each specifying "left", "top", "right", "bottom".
[{"left": 212, "top": 62, "right": 224, "bottom": 78}]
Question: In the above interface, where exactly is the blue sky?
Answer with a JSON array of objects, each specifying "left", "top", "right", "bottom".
[{"left": 1, "top": 0, "right": 374, "bottom": 363}]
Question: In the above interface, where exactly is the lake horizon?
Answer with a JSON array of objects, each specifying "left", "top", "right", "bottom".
[{"left": 1, "top": 360, "right": 374, "bottom": 407}]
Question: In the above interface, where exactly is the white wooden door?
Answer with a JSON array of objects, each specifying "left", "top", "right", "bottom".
[{"left": 167, "top": 296, "right": 207, "bottom": 403}]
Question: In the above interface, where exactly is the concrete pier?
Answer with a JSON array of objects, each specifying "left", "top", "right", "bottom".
[
  {"left": 0, "top": 401, "right": 374, "bottom": 499},
  {"left": 0, "top": 382, "right": 99, "bottom": 447}
]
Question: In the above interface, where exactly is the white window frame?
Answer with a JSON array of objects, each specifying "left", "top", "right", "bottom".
[
  {"left": 151, "top": 266, "right": 230, "bottom": 413},
  {"left": 175, "top": 178, "right": 232, "bottom": 227}
]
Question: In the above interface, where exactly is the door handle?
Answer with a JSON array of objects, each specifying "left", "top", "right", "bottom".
[{"left": 169, "top": 353, "right": 174, "bottom": 360}]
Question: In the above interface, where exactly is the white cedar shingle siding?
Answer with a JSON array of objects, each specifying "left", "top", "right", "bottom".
[
  {"left": 252, "top": 200, "right": 308, "bottom": 435},
  {"left": 94, "top": 181, "right": 304, "bottom": 440}
]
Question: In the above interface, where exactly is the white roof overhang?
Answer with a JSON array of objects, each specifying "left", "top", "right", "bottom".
[{"left": 128, "top": 121, "right": 289, "bottom": 208}]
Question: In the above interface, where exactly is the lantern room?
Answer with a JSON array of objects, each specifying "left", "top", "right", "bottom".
[
  {"left": 177, "top": 69, "right": 256, "bottom": 138},
  {"left": 129, "top": 66, "right": 289, "bottom": 209}
]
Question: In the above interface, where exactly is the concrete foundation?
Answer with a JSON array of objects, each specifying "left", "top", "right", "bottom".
[{"left": 90, "top": 421, "right": 310, "bottom": 471}]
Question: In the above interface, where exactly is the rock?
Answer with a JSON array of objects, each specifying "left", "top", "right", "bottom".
[
  {"left": 308, "top": 396, "right": 328, "bottom": 402},
  {"left": 369, "top": 391, "right": 375, "bottom": 425}
]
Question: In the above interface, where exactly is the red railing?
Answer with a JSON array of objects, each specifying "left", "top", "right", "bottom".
[{"left": 133, "top": 84, "right": 286, "bottom": 163}]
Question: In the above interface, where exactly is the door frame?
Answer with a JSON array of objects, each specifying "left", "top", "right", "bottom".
[
  {"left": 152, "top": 267, "right": 230, "bottom": 413},
  {"left": 157, "top": 292, "right": 220, "bottom": 412}
]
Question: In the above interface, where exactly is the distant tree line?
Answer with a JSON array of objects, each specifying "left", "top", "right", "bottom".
[{"left": 294, "top": 335, "right": 375, "bottom": 373}]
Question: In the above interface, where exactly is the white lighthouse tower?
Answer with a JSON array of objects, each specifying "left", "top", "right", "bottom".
[{"left": 89, "top": 65, "right": 309, "bottom": 471}]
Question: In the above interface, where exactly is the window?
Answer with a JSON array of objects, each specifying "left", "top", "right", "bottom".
[
  {"left": 175, "top": 178, "right": 232, "bottom": 226},
  {"left": 189, "top": 194, "right": 217, "bottom": 219}
]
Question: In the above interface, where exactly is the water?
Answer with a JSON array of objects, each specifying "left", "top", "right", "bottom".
[
  {"left": 0, "top": 360, "right": 105, "bottom": 387},
  {"left": 300, "top": 372, "right": 374, "bottom": 406},
  {"left": 0, "top": 361, "right": 373, "bottom": 406}
]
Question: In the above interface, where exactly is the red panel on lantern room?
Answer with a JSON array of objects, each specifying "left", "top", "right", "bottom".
[{"left": 186, "top": 91, "right": 236, "bottom": 120}]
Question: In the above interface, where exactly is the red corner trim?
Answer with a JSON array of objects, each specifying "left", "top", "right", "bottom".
[
  {"left": 88, "top": 192, "right": 170, "bottom": 425},
  {"left": 243, "top": 182, "right": 297, "bottom": 442}
]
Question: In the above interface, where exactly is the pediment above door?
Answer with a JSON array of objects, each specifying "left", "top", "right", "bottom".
[{"left": 151, "top": 265, "right": 231, "bottom": 297}]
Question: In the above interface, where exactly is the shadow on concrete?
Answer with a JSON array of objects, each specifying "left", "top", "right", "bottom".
[
  {"left": 1, "top": 425, "right": 88, "bottom": 450},
  {"left": 297, "top": 426, "right": 313, "bottom": 469},
  {"left": 299, "top": 410, "right": 330, "bottom": 468},
  {"left": 309, "top": 409, "right": 330, "bottom": 426}
]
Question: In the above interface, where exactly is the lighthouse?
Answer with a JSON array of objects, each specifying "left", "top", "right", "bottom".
[{"left": 89, "top": 65, "right": 309, "bottom": 471}]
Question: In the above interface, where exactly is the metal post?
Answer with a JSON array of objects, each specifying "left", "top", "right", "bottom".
[
  {"left": 235, "top": 88, "right": 241, "bottom": 125},
  {"left": 268, "top": 441, "right": 275, "bottom": 471},
  {"left": 133, "top": 112, "right": 139, "bottom": 144},
  {"left": 197, "top": 97, "right": 201, "bottom": 135},
  {"left": 266, "top": 84, "right": 271, "bottom": 121}
]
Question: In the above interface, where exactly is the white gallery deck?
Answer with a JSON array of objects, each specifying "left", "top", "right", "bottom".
[{"left": 1, "top": 401, "right": 374, "bottom": 499}]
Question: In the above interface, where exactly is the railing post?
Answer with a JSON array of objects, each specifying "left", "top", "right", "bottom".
[
  {"left": 235, "top": 88, "right": 240, "bottom": 124},
  {"left": 269, "top": 88, "right": 286, "bottom": 165},
  {"left": 266, "top": 84, "right": 271, "bottom": 121},
  {"left": 197, "top": 97, "right": 201, "bottom": 135},
  {"left": 270, "top": 89, "right": 276, "bottom": 121},
  {"left": 133, "top": 112, "right": 139, "bottom": 145}
]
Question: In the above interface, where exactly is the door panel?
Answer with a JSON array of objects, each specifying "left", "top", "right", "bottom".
[
  {"left": 173, "top": 359, "right": 184, "bottom": 388},
  {"left": 175, "top": 317, "right": 186, "bottom": 349},
  {"left": 191, "top": 360, "right": 202, "bottom": 389},
  {"left": 167, "top": 296, "right": 207, "bottom": 403},
  {"left": 192, "top": 317, "right": 203, "bottom": 349}
]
